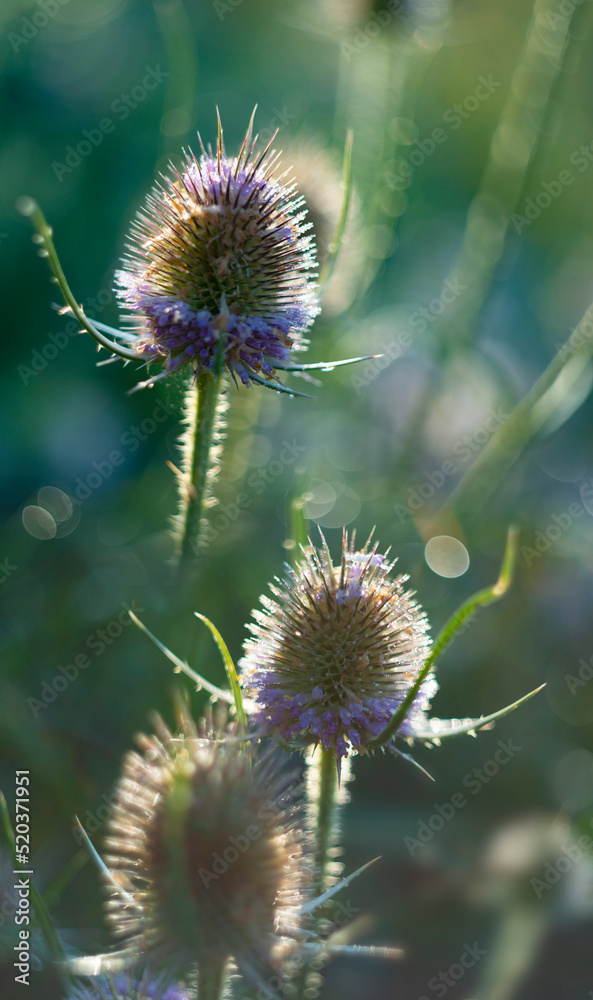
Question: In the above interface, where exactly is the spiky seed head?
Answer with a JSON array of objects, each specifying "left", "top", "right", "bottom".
[
  {"left": 240, "top": 532, "right": 436, "bottom": 760},
  {"left": 102, "top": 712, "right": 307, "bottom": 993},
  {"left": 116, "top": 114, "right": 319, "bottom": 388}
]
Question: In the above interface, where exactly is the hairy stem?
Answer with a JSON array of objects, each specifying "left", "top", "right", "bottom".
[
  {"left": 450, "top": 298, "right": 593, "bottom": 512},
  {"left": 391, "top": 0, "right": 591, "bottom": 485},
  {"left": 306, "top": 747, "right": 352, "bottom": 896},
  {"left": 197, "top": 956, "right": 228, "bottom": 1000},
  {"left": 296, "top": 749, "right": 351, "bottom": 999},
  {"left": 174, "top": 370, "right": 228, "bottom": 574},
  {"left": 312, "top": 748, "right": 338, "bottom": 898}
]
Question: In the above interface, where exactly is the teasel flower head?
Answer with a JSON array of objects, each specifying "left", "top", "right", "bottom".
[
  {"left": 240, "top": 532, "right": 436, "bottom": 761},
  {"left": 115, "top": 112, "right": 319, "bottom": 392},
  {"left": 98, "top": 711, "right": 308, "bottom": 998}
]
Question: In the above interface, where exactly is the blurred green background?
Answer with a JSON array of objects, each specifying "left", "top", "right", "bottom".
[{"left": 2, "top": 0, "right": 593, "bottom": 997}]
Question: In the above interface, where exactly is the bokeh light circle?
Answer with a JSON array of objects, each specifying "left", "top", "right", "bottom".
[
  {"left": 22, "top": 505, "right": 57, "bottom": 540},
  {"left": 424, "top": 535, "right": 470, "bottom": 578}
]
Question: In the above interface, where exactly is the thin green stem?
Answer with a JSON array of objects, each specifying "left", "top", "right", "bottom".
[
  {"left": 153, "top": 0, "right": 199, "bottom": 159},
  {"left": 174, "top": 308, "right": 228, "bottom": 573},
  {"left": 155, "top": 743, "right": 229, "bottom": 1000},
  {"left": 174, "top": 365, "right": 227, "bottom": 573},
  {"left": 367, "top": 526, "right": 519, "bottom": 750},
  {"left": 440, "top": 0, "right": 583, "bottom": 347},
  {"left": 337, "top": 23, "right": 445, "bottom": 304},
  {"left": 296, "top": 748, "right": 346, "bottom": 999},
  {"left": 318, "top": 130, "right": 353, "bottom": 292},
  {"left": 197, "top": 957, "right": 228, "bottom": 1000},
  {"left": 391, "top": 0, "right": 591, "bottom": 486},
  {"left": 313, "top": 748, "right": 339, "bottom": 897},
  {"left": 17, "top": 198, "right": 137, "bottom": 360},
  {"left": 285, "top": 469, "right": 310, "bottom": 569},
  {"left": 451, "top": 300, "right": 593, "bottom": 512}
]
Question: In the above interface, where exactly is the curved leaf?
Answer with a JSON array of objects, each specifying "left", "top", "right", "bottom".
[{"left": 195, "top": 612, "right": 247, "bottom": 729}]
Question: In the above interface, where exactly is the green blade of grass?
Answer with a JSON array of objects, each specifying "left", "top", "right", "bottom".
[
  {"left": 285, "top": 471, "right": 310, "bottom": 569},
  {"left": 452, "top": 302, "right": 593, "bottom": 512},
  {"left": 129, "top": 609, "right": 235, "bottom": 704},
  {"left": 195, "top": 612, "right": 246, "bottom": 729},
  {"left": 318, "top": 129, "right": 353, "bottom": 291}
]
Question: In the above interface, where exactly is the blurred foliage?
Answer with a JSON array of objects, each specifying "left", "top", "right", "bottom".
[{"left": 2, "top": 0, "right": 593, "bottom": 997}]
